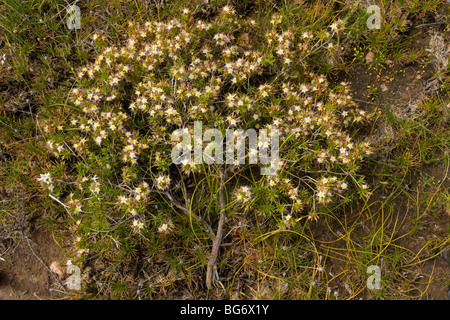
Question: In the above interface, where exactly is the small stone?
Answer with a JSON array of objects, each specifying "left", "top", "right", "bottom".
[
  {"left": 441, "top": 247, "right": 450, "bottom": 263},
  {"left": 380, "top": 83, "right": 388, "bottom": 92},
  {"left": 365, "top": 51, "right": 375, "bottom": 64},
  {"left": 384, "top": 60, "right": 394, "bottom": 67},
  {"left": 50, "top": 261, "right": 65, "bottom": 277}
]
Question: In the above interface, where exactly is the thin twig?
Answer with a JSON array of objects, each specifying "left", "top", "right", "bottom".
[
  {"left": 415, "top": 22, "right": 446, "bottom": 28},
  {"left": 206, "top": 170, "right": 226, "bottom": 290},
  {"left": 49, "top": 194, "right": 69, "bottom": 211}
]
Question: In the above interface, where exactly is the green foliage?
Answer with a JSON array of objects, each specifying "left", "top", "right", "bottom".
[
  {"left": 0, "top": 0, "right": 448, "bottom": 300},
  {"left": 34, "top": 4, "right": 375, "bottom": 277}
]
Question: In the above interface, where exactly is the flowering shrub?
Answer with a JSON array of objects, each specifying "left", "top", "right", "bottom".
[{"left": 37, "top": 5, "right": 373, "bottom": 289}]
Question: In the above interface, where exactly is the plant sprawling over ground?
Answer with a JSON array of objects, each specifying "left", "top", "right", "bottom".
[
  {"left": 37, "top": 4, "right": 376, "bottom": 293},
  {"left": 0, "top": 0, "right": 448, "bottom": 300}
]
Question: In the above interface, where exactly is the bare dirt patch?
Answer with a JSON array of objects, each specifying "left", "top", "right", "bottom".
[{"left": 0, "top": 224, "right": 68, "bottom": 300}]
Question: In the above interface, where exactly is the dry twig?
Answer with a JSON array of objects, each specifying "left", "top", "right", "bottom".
[{"left": 206, "top": 170, "right": 226, "bottom": 290}]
